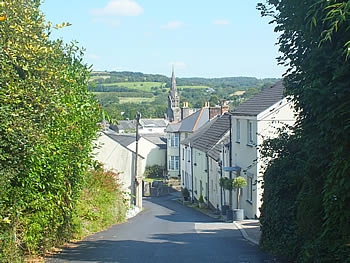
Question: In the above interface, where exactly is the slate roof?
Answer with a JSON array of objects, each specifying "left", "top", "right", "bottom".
[
  {"left": 183, "top": 113, "right": 231, "bottom": 157},
  {"left": 139, "top": 119, "right": 168, "bottom": 128},
  {"left": 142, "top": 134, "right": 167, "bottom": 149},
  {"left": 110, "top": 120, "right": 136, "bottom": 132},
  {"left": 104, "top": 132, "right": 138, "bottom": 149},
  {"left": 110, "top": 118, "right": 168, "bottom": 133},
  {"left": 207, "top": 135, "right": 230, "bottom": 161},
  {"left": 165, "top": 122, "right": 181, "bottom": 133},
  {"left": 231, "top": 80, "right": 284, "bottom": 116},
  {"left": 165, "top": 108, "right": 210, "bottom": 133},
  {"left": 179, "top": 108, "right": 209, "bottom": 132}
]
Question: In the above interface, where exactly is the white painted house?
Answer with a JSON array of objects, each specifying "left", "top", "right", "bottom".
[
  {"left": 94, "top": 130, "right": 167, "bottom": 198},
  {"left": 181, "top": 113, "right": 231, "bottom": 210},
  {"left": 230, "top": 81, "right": 296, "bottom": 219}
]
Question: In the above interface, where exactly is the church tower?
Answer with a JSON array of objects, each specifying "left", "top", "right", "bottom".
[{"left": 167, "top": 67, "right": 181, "bottom": 122}]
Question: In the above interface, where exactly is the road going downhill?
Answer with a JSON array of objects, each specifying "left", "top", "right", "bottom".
[{"left": 46, "top": 194, "right": 276, "bottom": 263}]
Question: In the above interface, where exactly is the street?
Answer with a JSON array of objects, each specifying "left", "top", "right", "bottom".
[{"left": 46, "top": 195, "right": 276, "bottom": 263}]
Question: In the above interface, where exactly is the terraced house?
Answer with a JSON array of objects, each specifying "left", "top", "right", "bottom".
[
  {"left": 176, "top": 80, "right": 296, "bottom": 220},
  {"left": 229, "top": 80, "right": 296, "bottom": 219}
]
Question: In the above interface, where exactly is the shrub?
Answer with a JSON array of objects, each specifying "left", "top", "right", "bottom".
[
  {"left": 198, "top": 195, "right": 204, "bottom": 203},
  {"left": 143, "top": 165, "right": 165, "bottom": 179},
  {"left": 74, "top": 167, "right": 128, "bottom": 239}
]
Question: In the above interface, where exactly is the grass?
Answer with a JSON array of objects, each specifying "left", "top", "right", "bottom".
[
  {"left": 119, "top": 97, "right": 155, "bottom": 103},
  {"left": 178, "top": 85, "right": 209, "bottom": 90},
  {"left": 103, "top": 82, "right": 165, "bottom": 92}
]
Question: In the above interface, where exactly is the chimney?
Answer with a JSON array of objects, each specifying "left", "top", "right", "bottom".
[
  {"left": 209, "top": 107, "right": 221, "bottom": 119},
  {"left": 181, "top": 101, "right": 190, "bottom": 119},
  {"left": 221, "top": 100, "right": 229, "bottom": 114}
]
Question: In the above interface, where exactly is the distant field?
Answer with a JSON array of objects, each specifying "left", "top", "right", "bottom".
[
  {"left": 178, "top": 85, "right": 209, "bottom": 90},
  {"left": 119, "top": 97, "right": 155, "bottom": 103},
  {"left": 103, "top": 82, "right": 165, "bottom": 92}
]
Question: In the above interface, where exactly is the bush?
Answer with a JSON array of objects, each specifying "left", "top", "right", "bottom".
[
  {"left": 181, "top": 187, "right": 190, "bottom": 200},
  {"left": 143, "top": 165, "right": 165, "bottom": 179},
  {"left": 198, "top": 195, "right": 204, "bottom": 203},
  {"left": 73, "top": 167, "right": 128, "bottom": 239}
]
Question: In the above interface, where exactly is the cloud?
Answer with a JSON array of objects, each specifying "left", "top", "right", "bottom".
[
  {"left": 213, "top": 19, "right": 231, "bottom": 25},
  {"left": 161, "top": 21, "right": 184, "bottom": 30},
  {"left": 91, "top": 0, "right": 143, "bottom": 17}
]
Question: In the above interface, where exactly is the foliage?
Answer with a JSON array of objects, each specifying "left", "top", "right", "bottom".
[
  {"left": 90, "top": 71, "right": 279, "bottom": 121},
  {"left": 258, "top": 0, "right": 350, "bottom": 261},
  {"left": 143, "top": 165, "right": 165, "bottom": 179},
  {"left": 219, "top": 177, "right": 233, "bottom": 191},
  {"left": 232, "top": 176, "right": 247, "bottom": 189},
  {"left": 181, "top": 187, "right": 190, "bottom": 198},
  {"left": 198, "top": 195, "right": 204, "bottom": 203},
  {"left": 74, "top": 167, "right": 128, "bottom": 239},
  {"left": 232, "top": 176, "right": 247, "bottom": 210},
  {"left": 0, "top": 0, "right": 102, "bottom": 260}
]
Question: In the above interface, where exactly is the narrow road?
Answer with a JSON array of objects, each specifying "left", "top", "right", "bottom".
[{"left": 46, "top": 194, "right": 276, "bottom": 263}]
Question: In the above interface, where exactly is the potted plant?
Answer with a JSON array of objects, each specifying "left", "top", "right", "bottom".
[
  {"left": 232, "top": 176, "right": 247, "bottom": 221},
  {"left": 219, "top": 177, "right": 233, "bottom": 219},
  {"left": 198, "top": 195, "right": 205, "bottom": 208},
  {"left": 181, "top": 187, "right": 190, "bottom": 202}
]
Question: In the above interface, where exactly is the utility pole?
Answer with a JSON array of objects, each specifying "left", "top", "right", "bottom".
[{"left": 134, "top": 112, "right": 142, "bottom": 209}]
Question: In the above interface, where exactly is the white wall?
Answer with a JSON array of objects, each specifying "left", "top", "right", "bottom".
[
  {"left": 231, "top": 98, "right": 296, "bottom": 219},
  {"left": 192, "top": 148, "right": 208, "bottom": 203},
  {"left": 94, "top": 133, "right": 137, "bottom": 195}
]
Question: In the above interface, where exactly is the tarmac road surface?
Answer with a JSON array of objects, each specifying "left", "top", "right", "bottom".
[{"left": 46, "top": 195, "right": 277, "bottom": 263}]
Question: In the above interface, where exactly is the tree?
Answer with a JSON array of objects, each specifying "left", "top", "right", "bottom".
[
  {"left": 0, "top": 0, "right": 101, "bottom": 258},
  {"left": 258, "top": 0, "right": 350, "bottom": 261},
  {"left": 232, "top": 176, "right": 247, "bottom": 209}
]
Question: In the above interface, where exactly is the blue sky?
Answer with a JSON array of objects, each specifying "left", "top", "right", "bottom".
[{"left": 40, "top": 0, "right": 284, "bottom": 78}]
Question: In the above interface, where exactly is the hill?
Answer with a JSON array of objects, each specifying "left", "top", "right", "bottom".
[{"left": 89, "top": 71, "right": 280, "bottom": 121}]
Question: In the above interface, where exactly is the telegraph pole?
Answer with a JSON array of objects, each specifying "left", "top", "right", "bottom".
[{"left": 134, "top": 112, "right": 142, "bottom": 209}]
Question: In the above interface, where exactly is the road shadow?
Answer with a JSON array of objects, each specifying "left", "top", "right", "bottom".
[
  {"left": 145, "top": 195, "right": 218, "bottom": 223},
  {"left": 46, "top": 229, "right": 278, "bottom": 263}
]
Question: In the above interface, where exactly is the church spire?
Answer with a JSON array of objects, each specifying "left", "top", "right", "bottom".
[
  {"left": 167, "top": 66, "right": 180, "bottom": 122},
  {"left": 171, "top": 65, "right": 177, "bottom": 96}
]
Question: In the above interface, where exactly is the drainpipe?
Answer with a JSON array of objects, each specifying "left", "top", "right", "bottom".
[
  {"left": 229, "top": 115, "right": 233, "bottom": 210},
  {"left": 206, "top": 154, "right": 210, "bottom": 207},
  {"left": 191, "top": 143, "right": 194, "bottom": 203}
]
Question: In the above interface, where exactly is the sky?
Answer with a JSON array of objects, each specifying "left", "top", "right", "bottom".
[{"left": 40, "top": 0, "right": 284, "bottom": 79}]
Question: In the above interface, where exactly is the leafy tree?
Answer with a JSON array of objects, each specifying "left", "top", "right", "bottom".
[
  {"left": 0, "top": 0, "right": 101, "bottom": 258},
  {"left": 258, "top": 0, "right": 350, "bottom": 261}
]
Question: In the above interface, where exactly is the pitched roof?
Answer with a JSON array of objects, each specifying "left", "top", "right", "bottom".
[
  {"left": 110, "top": 120, "right": 136, "bottom": 132},
  {"left": 179, "top": 107, "right": 209, "bottom": 132},
  {"left": 183, "top": 113, "right": 231, "bottom": 155},
  {"left": 142, "top": 134, "right": 167, "bottom": 149},
  {"left": 165, "top": 108, "right": 210, "bottom": 133},
  {"left": 207, "top": 135, "right": 230, "bottom": 161},
  {"left": 110, "top": 118, "right": 168, "bottom": 132},
  {"left": 231, "top": 80, "right": 284, "bottom": 116},
  {"left": 139, "top": 119, "right": 168, "bottom": 128},
  {"left": 104, "top": 132, "right": 137, "bottom": 148}
]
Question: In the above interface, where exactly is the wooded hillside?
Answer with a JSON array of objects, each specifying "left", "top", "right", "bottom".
[{"left": 90, "top": 71, "right": 279, "bottom": 121}]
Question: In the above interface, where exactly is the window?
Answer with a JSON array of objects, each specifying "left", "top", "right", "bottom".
[
  {"left": 247, "top": 121, "right": 254, "bottom": 145},
  {"left": 236, "top": 119, "right": 240, "bottom": 142},
  {"left": 247, "top": 175, "right": 253, "bottom": 202},
  {"left": 168, "top": 133, "right": 179, "bottom": 147},
  {"left": 168, "top": 156, "right": 179, "bottom": 170}
]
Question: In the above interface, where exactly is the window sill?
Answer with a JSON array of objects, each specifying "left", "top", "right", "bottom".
[
  {"left": 246, "top": 143, "right": 254, "bottom": 147},
  {"left": 246, "top": 200, "right": 253, "bottom": 205},
  {"left": 235, "top": 141, "right": 240, "bottom": 144}
]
